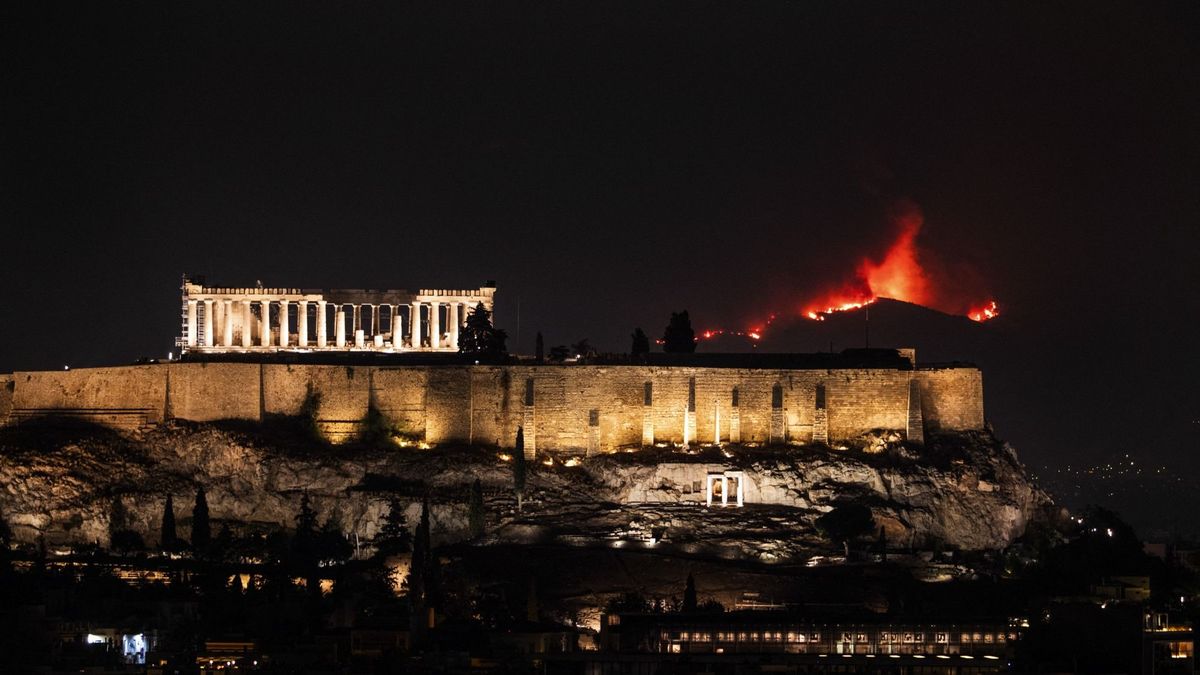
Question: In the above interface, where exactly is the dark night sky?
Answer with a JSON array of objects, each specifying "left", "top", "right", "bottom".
[{"left": 3, "top": 4, "right": 1199, "bottom": 528}]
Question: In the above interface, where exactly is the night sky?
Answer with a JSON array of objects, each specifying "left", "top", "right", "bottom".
[{"left": 4, "top": 4, "right": 1198, "bottom": 531}]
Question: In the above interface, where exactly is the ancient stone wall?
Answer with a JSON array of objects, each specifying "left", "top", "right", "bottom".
[
  {"left": 0, "top": 374, "right": 13, "bottom": 422},
  {"left": 1, "top": 362, "right": 984, "bottom": 449},
  {"left": 914, "top": 367, "right": 985, "bottom": 431}
]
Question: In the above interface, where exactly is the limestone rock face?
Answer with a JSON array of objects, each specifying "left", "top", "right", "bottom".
[
  {"left": 584, "top": 432, "right": 1049, "bottom": 552},
  {"left": 0, "top": 422, "right": 1049, "bottom": 559}
]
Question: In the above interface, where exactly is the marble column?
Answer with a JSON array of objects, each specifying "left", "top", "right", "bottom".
[
  {"left": 411, "top": 302, "right": 422, "bottom": 348},
  {"left": 187, "top": 300, "right": 198, "bottom": 347},
  {"left": 335, "top": 306, "right": 346, "bottom": 347},
  {"left": 279, "top": 301, "right": 289, "bottom": 347},
  {"left": 448, "top": 302, "right": 460, "bottom": 350},
  {"left": 391, "top": 304, "right": 403, "bottom": 346},
  {"left": 429, "top": 300, "right": 441, "bottom": 349},
  {"left": 371, "top": 304, "right": 380, "bottom": 337},
  {"left": 222, "top": 300, "right": 234, "bottom": 347},
  {"left": 316, "top": 301, "right": 327, "bottom": 348},
  {"left": 214, "top": 299, "right": 224, "bottom": 345},
  {"left": 241, "top": 300, "right": 253, "bottom": 347},
  {"left": 297, "top": 301, "right": 309, "bottom": 347},
  {"left": 257, "top": 300, "right": 269, "bottom": 346},
  {"left": 201, "top": 300, "right": 213, "bottom": 347}
]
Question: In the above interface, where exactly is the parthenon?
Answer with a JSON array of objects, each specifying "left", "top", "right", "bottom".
[{"left": 177, "top": 276, "right": 496, "bottom": 353}]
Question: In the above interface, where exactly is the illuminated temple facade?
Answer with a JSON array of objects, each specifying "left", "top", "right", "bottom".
[{"left": 178, "top": 276, "right": 496, "bottom": 353}]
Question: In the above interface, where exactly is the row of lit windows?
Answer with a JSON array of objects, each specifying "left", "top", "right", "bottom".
[
  {"left": 662, "top": 630, "right": 1016, "bottom": 645},
  {"left": 664, "top": 631, "right": 821, "bottom": 643}
]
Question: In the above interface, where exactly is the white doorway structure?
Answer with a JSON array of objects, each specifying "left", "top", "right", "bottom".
[{"left": 706, "top": 471, "right": 744, "bottom": 507}]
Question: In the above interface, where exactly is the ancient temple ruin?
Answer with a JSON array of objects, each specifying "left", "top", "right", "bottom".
[{"left": 177, "top": 276, "right": 496, "bottom": 353}]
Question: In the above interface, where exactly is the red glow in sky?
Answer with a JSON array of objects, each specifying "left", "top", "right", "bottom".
[
  {"left": 800, "top": 202, "right": 996, "bottom": 322},
  {"left": 700, "top": 201, "right": 999, "bottom": 341}
]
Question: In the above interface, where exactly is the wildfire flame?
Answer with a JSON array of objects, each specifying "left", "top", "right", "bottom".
[
  {"left": 699, "top": 201, "right": 999, "bottom": 341},
  {"left": 967, "top": 300, "right": 999, "bottom": 322},
  {"left": 799, "top": 202, "right": 998, "bottom": 323}
]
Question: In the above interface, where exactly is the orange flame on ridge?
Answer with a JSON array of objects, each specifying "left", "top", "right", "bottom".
[
  {"left": 697, "top": 202, "right": 999, "bottom": 342},
  {"left": 800, "top": 203, "right": 998, "bottom": 323}
]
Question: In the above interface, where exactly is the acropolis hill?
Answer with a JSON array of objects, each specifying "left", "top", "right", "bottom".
[{"left": 0, "top": 278, "right": 1048, "bottom": 559}]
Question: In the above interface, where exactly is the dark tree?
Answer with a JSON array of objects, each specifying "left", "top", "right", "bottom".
[
  {"left": 294, "top": 492, "right": 319, "bottom": 560},
  {"left": 548, "top": 344, "right": 571, "bottom": 362},
  {"left": 662, "top": 311, "right": 696, "bottom": 353},
  {"left": 317, "top": 515, "right": 353, "bottom": 563},
  {"left": 111, "top": 529, "right": 145, "bottom": 552},
  {"left": 410, "top": 497, "right": 433, "bottom": 642},
  {"left": 375, "top": 497, "right": 412, "bottom": 557},
  {"left": 192, "top": 487, "right": 211, "bottom": 551},
  {"left": 631, "top": 327, "right": 650, "bottom": 356},
  {"left": 468, "top": 478, "right": 485, "bottom": 539},
  {"left": 535, "top": 331, "right": 544, "bottom": 363},
  {"left": 160, "top": 494, "right": 177, "bottom": 551},
  {"left": 108, "top": 496, "right": 130, "bottom": 544},
  {"left": 682, "top": 572, "right": 697, "bottom": 612},
  {"left": 571, "top": 339, "right": 596, "bottom": 360},
  {"left": 458, "top": 303, "right": 508, "bottom": 355},
  {"left": 816, "top": 503, "right": 875, "bottom": 557},
  {"left": 214, "top": 522, "right": 233, "bottom": 559},
  {"left": 513, "top": 427, "right": 528, "bottom": 511}
]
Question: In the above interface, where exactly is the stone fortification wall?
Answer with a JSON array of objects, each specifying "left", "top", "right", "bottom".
[
  {"left": 0, "top": 374, "right": 13, "bottom": 422},
  {"left": 1, "top": 362, "right": 984, "bottom": 450}
]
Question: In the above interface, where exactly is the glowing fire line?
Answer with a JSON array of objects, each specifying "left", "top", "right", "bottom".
[{"left": 698, "top": 202, "right": 1000, "bottom": 341}]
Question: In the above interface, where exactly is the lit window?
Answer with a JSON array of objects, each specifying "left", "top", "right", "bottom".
[{"left": 935, "top": 633, "right": 948, "bottom": 644}]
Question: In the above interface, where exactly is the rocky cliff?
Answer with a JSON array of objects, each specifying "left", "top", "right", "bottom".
[{"left": 0, "top": 419, "right": 1051, "bottom": 561}]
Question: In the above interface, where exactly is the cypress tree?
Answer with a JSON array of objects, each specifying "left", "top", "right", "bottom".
[
  {"left": 468, "top": 478, "right": 485, "bottom": 539},
  {"left": 661, "top": 311, "right": 697, "bottom": 353},
  {"left": 375, "top": 497, "right": 411, "bottom": 557},
  {"left": 682, "top": 572, "right": 697, "bottom": 612},
  {"left": 409, "top": 497, "right": 432, "bottom": 643},
  {"left": 161, "top": 494, "right": 177, "bottom": 551},
  {"left": 191, "top": 487, "right": 211, "bottom": 551},
  {"left": 630, "top": 327, "right": 650, "bottom": 356}
]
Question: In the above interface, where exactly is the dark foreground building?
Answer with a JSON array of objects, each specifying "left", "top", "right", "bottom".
[{"left": 549, "top": 609, "right": 1019, "bottom": 674}]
